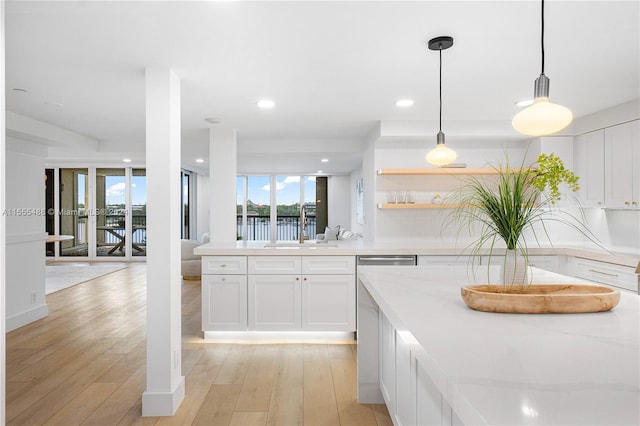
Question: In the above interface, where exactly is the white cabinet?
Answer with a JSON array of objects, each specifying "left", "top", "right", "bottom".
[
  {"left": 201, "top": 256, "right": 248, "bottom": 332},
  {"left": 248, "top": 274, "right": 302, "bottom": 330},
  {"left": 379, "top": 312, "right": 396, "bottom": 416},
  {"left": 566, "top": 256, "right": 639, "bottom": 294},
  {"left": 301, "top": 274, "right": 355, "bottom": 331},
  {"left": 245, "top": 255, "right": 356, "bottom": 332},
  {"left": 604, "top": 120, "right": 640, "bottom": 208},
  {"left": 574, "top": 129, "right": 605, "bottom": 207},
  {"left": 202, "top": 275, "right": 247, "bottom": 331}
]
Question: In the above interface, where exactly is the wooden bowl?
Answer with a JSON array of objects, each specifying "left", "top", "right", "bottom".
[{"left": 461, "top": 284, "right": 620, "bottom": 314}]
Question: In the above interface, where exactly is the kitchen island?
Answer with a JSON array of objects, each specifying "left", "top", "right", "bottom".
[{"left": 357, "top": 265, "right": 640, "bottom": 425}]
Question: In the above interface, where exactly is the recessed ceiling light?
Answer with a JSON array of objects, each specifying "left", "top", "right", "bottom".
[
  {"left": 321, "top": 158, "right": 329, "bottom": 163},
  {"left": 257, "top": 99, "right": 275, "bottom": 109},
  {"left": 317, "top": 170, "right": 324, "bottom": 174},
  {"left": 195, "top": 158, "right": 204, "bottom": 163},
  {"left": 12, "top": 88, "right": 28, "bottom": 94},
  {"left": 395, "top": 99, "right": 414, "bottom": 107},
  {"left": 204, "top": 117, "right": 222, "bottom": 124},
  {"left": 123, "top": 158, "right": 132, "bottom": 163},
  {"left": 515, "top": 99, "right": 534, "bottom": 107}
]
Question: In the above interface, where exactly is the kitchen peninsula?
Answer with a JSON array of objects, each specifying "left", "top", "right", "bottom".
[
  {"left": 357, "top": 265, "right": 640, "bottom": 425},
  {"left": 194, "top": 240, "right": 639, "bottom": 339}
]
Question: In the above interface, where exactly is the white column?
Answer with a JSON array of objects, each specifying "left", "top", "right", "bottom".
[
  {"left": 142, "top": 68, "right": 184, "bottom": 416},
  {"left": 209, "top": 126, "right": 237, "bottom": 243},
  {"left": 0, "top": 2, "right": 6, "bottom": 422}
]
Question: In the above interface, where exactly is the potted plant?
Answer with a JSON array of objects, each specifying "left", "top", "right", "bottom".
[{"left": 445, "top": 153, "right": 593, "bottom": 287}]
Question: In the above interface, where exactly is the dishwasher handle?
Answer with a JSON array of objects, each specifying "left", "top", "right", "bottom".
[{"left": 357, "top": 256, "right": 417, "bottom": 265}]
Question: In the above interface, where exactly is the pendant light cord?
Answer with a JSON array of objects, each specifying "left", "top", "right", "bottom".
[
  {"left": 439, "top": 47, "right": 442, "bottom": 133},
  {"left": 541, "top": 0, "right": 545, "bottom": 74}
]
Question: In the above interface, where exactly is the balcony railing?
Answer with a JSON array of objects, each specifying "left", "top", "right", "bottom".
[{"left": 237, "top": 215, "right": 317, "bottom": 241}]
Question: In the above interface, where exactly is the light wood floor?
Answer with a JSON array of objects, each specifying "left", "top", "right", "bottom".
[{"left": 6, "top": 264, "right": 392, "bottom": 426}]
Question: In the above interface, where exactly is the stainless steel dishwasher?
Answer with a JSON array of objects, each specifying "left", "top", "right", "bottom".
[{"left": 356, "top": 255, "right": 417, "bottom": 267}]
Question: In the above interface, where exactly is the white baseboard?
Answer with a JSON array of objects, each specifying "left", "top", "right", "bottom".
[
  {"left": 203, "top": 330, "right": 355, "bottom": 343},
  {"left": 6, "top": 303, "right": 48, "bottom": 332},
  {"left": 142, "top": 376, "right": 185, "bottom": 417}
]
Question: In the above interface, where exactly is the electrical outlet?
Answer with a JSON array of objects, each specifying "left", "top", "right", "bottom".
[{"left": 30, "top": 292, "right": 36, "bottom": 304}]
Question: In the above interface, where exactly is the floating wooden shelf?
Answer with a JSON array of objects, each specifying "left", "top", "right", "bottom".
[{"left": 377, "top": 168, "right": 521, "bottom": 176}]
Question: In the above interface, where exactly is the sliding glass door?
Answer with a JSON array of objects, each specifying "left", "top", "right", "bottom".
[
  {"left": 96, "top": 168, "right": 126, "bottom": 257},
  {"left": 131, "top": 169, "right": 147, "bottom": 257},
  {"left": 59, "top": 168, "right": 89, "bottom": 257}
]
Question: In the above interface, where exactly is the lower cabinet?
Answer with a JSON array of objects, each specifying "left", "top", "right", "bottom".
[
  {"left": 202, "top": 275, "right": 247, "bottom": 331},
  {"left": 380, "top": 310, "right": 463, "bottom": 426},
  {"left": 248, "top": 274, "right": 355, "bottom": 331},
  {"left": 248, "top": 275, "right": 301, "bottom": 330},
  {"left": 202, "top": 255, "right": 356, "bottom": 332},
  {"left": 566, "top": 256, "right": 639, "bottom": 294}
]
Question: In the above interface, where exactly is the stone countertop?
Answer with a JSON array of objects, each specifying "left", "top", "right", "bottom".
[
  {"left": 194, "top": 240, "right": 640, "bottom": 269},
  {"left": 358, "top": 265, "right": 640, "bottom": 425}
]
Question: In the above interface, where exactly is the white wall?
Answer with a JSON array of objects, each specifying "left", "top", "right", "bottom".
[
  {"left": 327, "top": 175, "right": 351, "bottom": 231},
  {"left": 5, "top": 137, "right": 48, "bottom": 331},
  {"left": 195, "top": 173, "right": 210, "bottom": 240}
]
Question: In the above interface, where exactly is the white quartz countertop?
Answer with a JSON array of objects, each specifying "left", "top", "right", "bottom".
[
  {"left": 194, "top": 240, "right": 640, "bottom": 269},
  {"left": 358, "top": 266, "right": 640, "bottom": 425}
]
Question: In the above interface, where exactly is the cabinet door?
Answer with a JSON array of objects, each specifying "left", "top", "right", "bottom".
[
  {"left": 415, "top": 358, "right": 443, "bottom": 426},
  {"left": 574, "top": 130, "right": 605, "bottom": 207},
  {"left": 379, "top": 312, "right": 396, "bottom": 416},
  {"left": 248, "top": 275, "right": 301, "bottom": 330},
  {"left": 301, "top": 275, "right": 355, "bottom": 331},
  {"left": 395, "top": 330, "right": 415, "bottom": 426},
  {"left": 631, "top": 120, "right": 640, "bottom": 205},
  {"left": 202, "top": 275, "right": 247, "bottom": 331},
  {"left": 605, "top": 123, "right": 635, "bottom": 207}
]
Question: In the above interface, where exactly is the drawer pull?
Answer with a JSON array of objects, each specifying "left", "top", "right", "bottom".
[
  {"left": 221, "top": 277, "right": 226, "bottom": 282},
  {"left": 220, "top": 264, "right": 227, "bottom": 267},
  {"left": 296, "top": 277, "right": 300, "bottom": 281},
  {"left": 589, "top": 269, "right": 618, "bottom": 277}
]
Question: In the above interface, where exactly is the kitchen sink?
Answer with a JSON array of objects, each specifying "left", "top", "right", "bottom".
[{"left": 263, "top": 241, "right": 338, "bottom": 248}]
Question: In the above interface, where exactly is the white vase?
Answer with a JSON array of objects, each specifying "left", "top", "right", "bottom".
[{"left": 502, "top": 249, "right": 528, "bottom": 285}]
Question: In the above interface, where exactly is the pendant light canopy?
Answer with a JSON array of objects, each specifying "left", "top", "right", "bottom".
[
  {"left": 426, "top": 36, "right": 457, "bottom": 167},
  {"left": 512, "top": 0, "right": 573, "bottom": 136}
]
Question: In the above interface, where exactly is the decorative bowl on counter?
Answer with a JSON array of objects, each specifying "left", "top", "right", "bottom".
[{"left": 461, "top": 284, "right": 620, "bottom": 314}]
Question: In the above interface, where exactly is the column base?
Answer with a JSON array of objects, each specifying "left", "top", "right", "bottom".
[{"left": 142, "top": 376, "right": 185, "bottom": 417}]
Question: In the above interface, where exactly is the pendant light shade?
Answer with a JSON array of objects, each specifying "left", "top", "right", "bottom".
[
  {"left": 426, "top": 36, "right": 456, "bottom": 167},
  {"left": 426, "top": 132, "right": 457, "bottom": 166},
  {"left": 513, "top": 0, "right": 572, "bottom": 136}
]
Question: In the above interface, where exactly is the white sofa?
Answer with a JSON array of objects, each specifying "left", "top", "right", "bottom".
[{"left": 181, "top": 233, "right": 209, "bottom": 280}]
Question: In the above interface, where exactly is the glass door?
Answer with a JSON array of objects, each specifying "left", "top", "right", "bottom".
[
  {"left": 59, "top": 168, "right": 89, "bottom": 257},
  {"left": 96, "top": 168, "right": 126, "bottom": 257},
  {"left": 131, "top": 169, "right": 147, "bottom": 257}
]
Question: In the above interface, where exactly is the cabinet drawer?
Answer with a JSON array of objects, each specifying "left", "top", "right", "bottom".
[
  {"left": 248, "top": 256, "right": 301, "bottom": 274},
  {"left": 526, "top": 255, "right": 559, "bottom": 273},
  {"left": 301, "top": 256, "right": 355, "bottom": 274},
  {"left": 568, "top": 257, "right": 639, "bottom": 293},
  {"left": 202, "top": 256, "right": 247, "bottom": 275}
]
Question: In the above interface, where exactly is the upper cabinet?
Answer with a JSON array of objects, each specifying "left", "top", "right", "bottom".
[
  {"left": 604, "top": 120, "right": 640, "bottom": 208},
  {"left": 574, "top": 130, "right": 605, "bottom": 207},
  {"left": 574, "top": 120, "right": 640, "bottom": 209}
]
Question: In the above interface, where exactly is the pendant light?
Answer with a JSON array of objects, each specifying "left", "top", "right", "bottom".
[
  {"left": 512, "top": 0, "right": 572, "bottom": 136},
  {"left": 426, "top": 36, "right": 457, "bottom": 167}
]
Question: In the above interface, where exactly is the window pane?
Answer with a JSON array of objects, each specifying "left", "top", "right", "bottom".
[
  {"left": 181, "top": 172, "right": 190, "bottom": 239},
  {"left": 304, "top": 176, "right": 317, "bottom": 239},
  {"left": 59, "top": 168, "right": 88, "bottom": 256},
  {"left": 132, "top": 169, "right": 146, "bottom": 256},
  {"left": 246, "top": 176, "right": 270, "bottom": 240},
  {"left": 237, "top": 176, "right": 244, "bottom": 240},
  {"left": 276, "top": 176, "right": 301, "bottom": 241},
  {"left": 96, "top": 168, "right": 126, "bottom": 257}
]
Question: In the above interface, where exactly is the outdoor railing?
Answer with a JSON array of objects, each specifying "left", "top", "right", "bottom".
[{"left": 237, "top": 215, "right": 317, "bottom": 241}]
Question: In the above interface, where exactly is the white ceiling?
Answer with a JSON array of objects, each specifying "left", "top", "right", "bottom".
[{"left": 5, "top": 1, "right": 639, "bottom": 174}]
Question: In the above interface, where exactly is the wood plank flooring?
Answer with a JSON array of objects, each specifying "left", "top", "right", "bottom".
[{"left": 6, "top": 264, "right": 392, "bottom": 426}]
